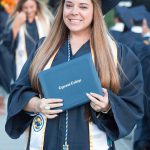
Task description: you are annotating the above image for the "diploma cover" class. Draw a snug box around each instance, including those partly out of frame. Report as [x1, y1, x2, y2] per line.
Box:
[38, 53, 103, 111]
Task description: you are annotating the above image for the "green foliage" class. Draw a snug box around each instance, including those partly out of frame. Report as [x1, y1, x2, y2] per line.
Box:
[104, 9, 115, 28]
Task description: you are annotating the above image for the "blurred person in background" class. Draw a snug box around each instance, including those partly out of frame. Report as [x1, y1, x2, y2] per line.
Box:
[0, 1, 8, 115]
[0, 0, 17, 115]
[114, 6, 150, 150]
[2, 0, 53, 82]
[0, 2, 8, 34]
[0, 0, 19, 33]
[142, 13, 150, 42]
[111, 4, 150, 150]
[0, 0, 53, 115]
[1, 0, 53, 147]
[133, 12, 150, 150]
[119, 5, 148, 48]
[110, 6, 132, 42]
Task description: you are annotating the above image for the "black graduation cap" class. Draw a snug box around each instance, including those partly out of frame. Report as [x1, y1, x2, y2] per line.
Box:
[129, 5, 147, 22]
[102, 0, 121, 14]
[115, 6, 132, 29]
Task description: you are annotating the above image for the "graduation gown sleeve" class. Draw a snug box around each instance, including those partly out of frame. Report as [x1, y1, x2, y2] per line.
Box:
[0, 9, 8, 34]
[5, 38, 45, 139]
[1, 25, 17, 53]
[133, 45, 150, 149]
[91, 43, 144, 141]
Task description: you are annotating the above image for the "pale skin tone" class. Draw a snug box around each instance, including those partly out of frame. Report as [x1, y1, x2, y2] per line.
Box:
[24, 0, 110, 119]
[12, 0, 37, 39]
[142, 19, 150, 36]
[0, 96, 5, 115]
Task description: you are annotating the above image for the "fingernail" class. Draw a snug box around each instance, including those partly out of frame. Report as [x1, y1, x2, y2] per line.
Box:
[90, 92, 94, 94]
[86, 93, 89, 96]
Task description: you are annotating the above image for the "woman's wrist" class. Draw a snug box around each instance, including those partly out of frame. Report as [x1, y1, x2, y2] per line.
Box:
[96, 105, 111, 118]
[100, 105, 111, 114]
[24, 97, 41, 114]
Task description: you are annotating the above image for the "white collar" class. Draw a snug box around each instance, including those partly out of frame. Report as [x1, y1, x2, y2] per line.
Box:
[131, 26, 143, 34]
[118, 1, 132, 7]
[111, 23, 125, 32]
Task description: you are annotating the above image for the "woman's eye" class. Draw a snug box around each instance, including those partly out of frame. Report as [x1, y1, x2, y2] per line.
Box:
[80, 6, 88, 9]
[66, 4, 73, 8]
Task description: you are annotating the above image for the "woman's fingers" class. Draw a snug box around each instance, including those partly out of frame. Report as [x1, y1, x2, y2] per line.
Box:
[90, 93, 104, 101]
[90, 102, 101, 112]
[39, 98, 63, 118]
[102, 88, 108, 97]
[44, 98, 63, 104]
[46, 109, 63, 115]
[86, 90, 110, 112]
[43, 109, 62, 119]
[45, 114, 58, 119]
[49, 103, 63, 109]
[86, 93, 103, 106]
[89, 88, 108, 102]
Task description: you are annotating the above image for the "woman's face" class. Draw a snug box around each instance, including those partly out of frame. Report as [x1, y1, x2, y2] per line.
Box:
[63, 0, 93, 34]
[22, 0, 37, 20]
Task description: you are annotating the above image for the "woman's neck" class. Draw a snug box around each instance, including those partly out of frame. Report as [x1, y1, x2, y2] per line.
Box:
[28, 17, 35, 23]
[70, 29, 91, 55]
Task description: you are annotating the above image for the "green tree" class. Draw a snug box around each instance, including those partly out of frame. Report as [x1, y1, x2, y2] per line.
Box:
[105, 9, 115, 28]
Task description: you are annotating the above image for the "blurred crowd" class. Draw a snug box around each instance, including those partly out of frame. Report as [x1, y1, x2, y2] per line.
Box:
[110, 1, 150, 150]
[0, 0, 150, 150]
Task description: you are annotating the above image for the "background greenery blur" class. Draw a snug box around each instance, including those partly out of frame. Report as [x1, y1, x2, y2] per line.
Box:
[105, 0, 150, 28]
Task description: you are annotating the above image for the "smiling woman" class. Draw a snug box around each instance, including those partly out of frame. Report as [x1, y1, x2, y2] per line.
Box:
[2, 0, 53, 80]
[21, 0, 38, 23]
[63, 0, 93, 35]
[5, 0, 144, 150]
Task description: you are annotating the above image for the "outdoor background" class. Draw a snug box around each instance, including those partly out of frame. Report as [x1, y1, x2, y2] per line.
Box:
[0, 0, 150, 150]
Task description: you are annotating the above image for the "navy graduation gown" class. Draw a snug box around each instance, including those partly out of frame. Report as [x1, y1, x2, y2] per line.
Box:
[0, 5, 8, 35]
[1, 19, 39, 81]
[132, 43, 150, 150]
[5, 38, 144, 150]
[110, 30, 123, 43]
[0, 62, 10, 92]
[25, 20, 39, 56]
[0, 39, 13, 93]
[0, 6, 11, 92]
[119, 31, 143, 49]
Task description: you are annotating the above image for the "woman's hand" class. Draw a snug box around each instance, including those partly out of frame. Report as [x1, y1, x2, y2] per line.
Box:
[24, 97, 63, 119]
[12, 11, 27, 39]
[86, 88, 111, 113]
[35, 98, 63, 119]
[14, 11, 27, 26]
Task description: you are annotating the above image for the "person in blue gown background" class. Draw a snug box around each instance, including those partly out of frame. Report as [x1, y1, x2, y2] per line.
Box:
[2, 0, 53, 82]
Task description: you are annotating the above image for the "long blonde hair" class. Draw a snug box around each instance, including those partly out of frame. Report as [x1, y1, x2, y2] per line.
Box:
[30, 0, 120, 94]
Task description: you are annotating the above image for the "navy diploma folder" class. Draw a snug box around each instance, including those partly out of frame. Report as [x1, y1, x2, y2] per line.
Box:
[38, 53, 103, 111]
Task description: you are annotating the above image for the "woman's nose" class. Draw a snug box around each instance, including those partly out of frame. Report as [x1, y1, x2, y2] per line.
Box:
[71, 6, 79, 15]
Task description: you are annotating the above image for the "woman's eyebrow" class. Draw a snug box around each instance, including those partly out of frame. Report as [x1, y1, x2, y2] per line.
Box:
[65, 1, 73, 4]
